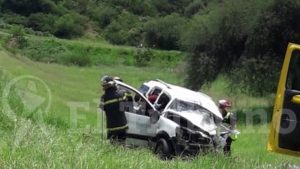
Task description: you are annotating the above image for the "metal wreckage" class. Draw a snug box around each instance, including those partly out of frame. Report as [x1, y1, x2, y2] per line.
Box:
[105, 79, 239, 159]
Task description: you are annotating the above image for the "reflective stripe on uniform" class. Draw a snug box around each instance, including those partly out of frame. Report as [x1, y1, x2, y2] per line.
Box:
[224, 112, 232, 119]
[107, 124, 128, 131]
[225, 112, 238, 140]
[103, 93, 133, 106]
[103, 97, 127, 105]
[231, 134, 238, 141]
[103, 98, 122, 105]
[123, 93, 133, 99]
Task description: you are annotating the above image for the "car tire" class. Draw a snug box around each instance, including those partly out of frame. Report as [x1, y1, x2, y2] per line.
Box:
[155, 138, 173, 160]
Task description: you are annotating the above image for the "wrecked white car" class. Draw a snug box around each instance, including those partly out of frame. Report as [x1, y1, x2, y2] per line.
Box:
[115, 80, 238, 159]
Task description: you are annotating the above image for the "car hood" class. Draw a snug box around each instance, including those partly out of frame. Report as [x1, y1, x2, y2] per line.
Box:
[199, 96, 223, 121]
[169, 110, 218, 135]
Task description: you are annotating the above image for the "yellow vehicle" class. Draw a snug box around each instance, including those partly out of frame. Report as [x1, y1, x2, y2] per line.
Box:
[268, 43, 300, 157]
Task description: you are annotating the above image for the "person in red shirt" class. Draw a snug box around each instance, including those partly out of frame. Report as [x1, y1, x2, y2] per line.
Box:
[148, 94, 158, 104]
[147, 88, 161, 104]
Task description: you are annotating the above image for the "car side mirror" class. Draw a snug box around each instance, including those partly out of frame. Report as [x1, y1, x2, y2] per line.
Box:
[149, 109, 160, 124]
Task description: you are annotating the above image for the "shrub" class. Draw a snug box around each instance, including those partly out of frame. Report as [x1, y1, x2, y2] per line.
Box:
[62, 54, 92, 67]
[21, 39, 91, 66]
[6, 26, 28, 49]
[27, 13, 57, 33]
[104, 21, 126, 45]
[134, 48, 153, 67]
[151, 0, 193, 15]
[143, 13, 186, 50]
[2, 13, 28, 25]
[128, 0, 156, 16]
[229, 56, 280, 96]
[54, 13, 88, 39]
[63, 0, 89, 14]
[22, 39, 69, 63]
[97, 7, 118, 28]
[126, 27, 143, 46]
[104, 12, 140, 45]
[2, 0, 57, 16]
[184, 0, 207, 16]
[0, 19, 11, 29]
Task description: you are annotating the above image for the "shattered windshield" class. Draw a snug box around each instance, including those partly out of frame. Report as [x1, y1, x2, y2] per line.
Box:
[169, 99, 217, 132]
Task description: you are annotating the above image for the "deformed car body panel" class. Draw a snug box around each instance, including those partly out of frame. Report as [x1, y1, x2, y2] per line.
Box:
[140, 80, 223, 120]
[115, 80, 231, 156]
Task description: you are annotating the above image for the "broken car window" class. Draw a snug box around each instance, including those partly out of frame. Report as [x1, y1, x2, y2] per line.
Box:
[169, 99, 217, 132]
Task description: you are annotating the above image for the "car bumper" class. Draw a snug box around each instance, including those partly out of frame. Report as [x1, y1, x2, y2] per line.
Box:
[170, 137, 215, 156]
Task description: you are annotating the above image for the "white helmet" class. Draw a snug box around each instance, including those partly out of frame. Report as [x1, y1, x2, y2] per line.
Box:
[218, 99, 232, 109]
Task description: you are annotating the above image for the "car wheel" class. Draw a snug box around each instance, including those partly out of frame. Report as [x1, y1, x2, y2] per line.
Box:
[155, 138, 173, 160]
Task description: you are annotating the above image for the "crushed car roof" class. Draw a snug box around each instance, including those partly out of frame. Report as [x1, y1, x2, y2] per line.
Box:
[143, 80, 223, 119]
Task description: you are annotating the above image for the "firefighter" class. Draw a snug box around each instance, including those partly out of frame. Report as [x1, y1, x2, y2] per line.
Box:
[100, 75, 129, 144]
[218, 99, 237, 155]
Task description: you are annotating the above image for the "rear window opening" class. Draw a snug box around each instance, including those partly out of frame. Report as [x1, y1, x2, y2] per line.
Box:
[139, 84, 150, 96]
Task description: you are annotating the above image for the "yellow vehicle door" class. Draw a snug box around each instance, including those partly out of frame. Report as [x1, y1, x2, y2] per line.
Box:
[268, 43, 300, 156]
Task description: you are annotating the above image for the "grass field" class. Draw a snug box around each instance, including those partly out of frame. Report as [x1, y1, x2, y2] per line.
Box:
[0, 28, 185, 68]
[0, 39, 299, 168]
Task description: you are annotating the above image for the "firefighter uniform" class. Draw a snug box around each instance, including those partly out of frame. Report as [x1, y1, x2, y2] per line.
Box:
[102, 86, 129, 143]
[222, 112, 237, 155]
[218, 99, 237, 155]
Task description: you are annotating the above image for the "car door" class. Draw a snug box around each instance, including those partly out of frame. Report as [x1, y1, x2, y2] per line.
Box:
[268, 43, 300, 156]
[116, 82, 158, 146]
[154, 92, 171, 112]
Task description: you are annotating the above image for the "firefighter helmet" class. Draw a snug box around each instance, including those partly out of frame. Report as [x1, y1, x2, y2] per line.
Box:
[218, 99, 232, 109]
[101, 75, 115, 88]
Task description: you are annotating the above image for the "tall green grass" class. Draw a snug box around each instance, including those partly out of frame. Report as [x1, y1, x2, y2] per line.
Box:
[0, 119, 299, 168]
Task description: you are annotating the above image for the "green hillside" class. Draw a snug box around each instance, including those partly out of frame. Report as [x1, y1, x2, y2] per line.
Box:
[1, 0, 300, 94]
[0, 36, 299, 168]
[0, 47, 180, 127]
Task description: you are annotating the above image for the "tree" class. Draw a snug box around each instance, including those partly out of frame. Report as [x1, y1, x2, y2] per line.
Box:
[54, 13, 88, 39]
[144, 13, 186, 50]
[230, 0, 300, 95]
[184, 0, 207, 17]
[97, 7, 118, 28]
[27, 13, 56, 32]
[2, 0, 57, 16]
[182, 0, 279, 94]
[104, 11, 141, 45]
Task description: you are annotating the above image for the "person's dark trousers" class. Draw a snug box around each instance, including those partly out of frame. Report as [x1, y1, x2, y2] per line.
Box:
[224, 137, 233, 156]
[107, 129, 127, 145]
